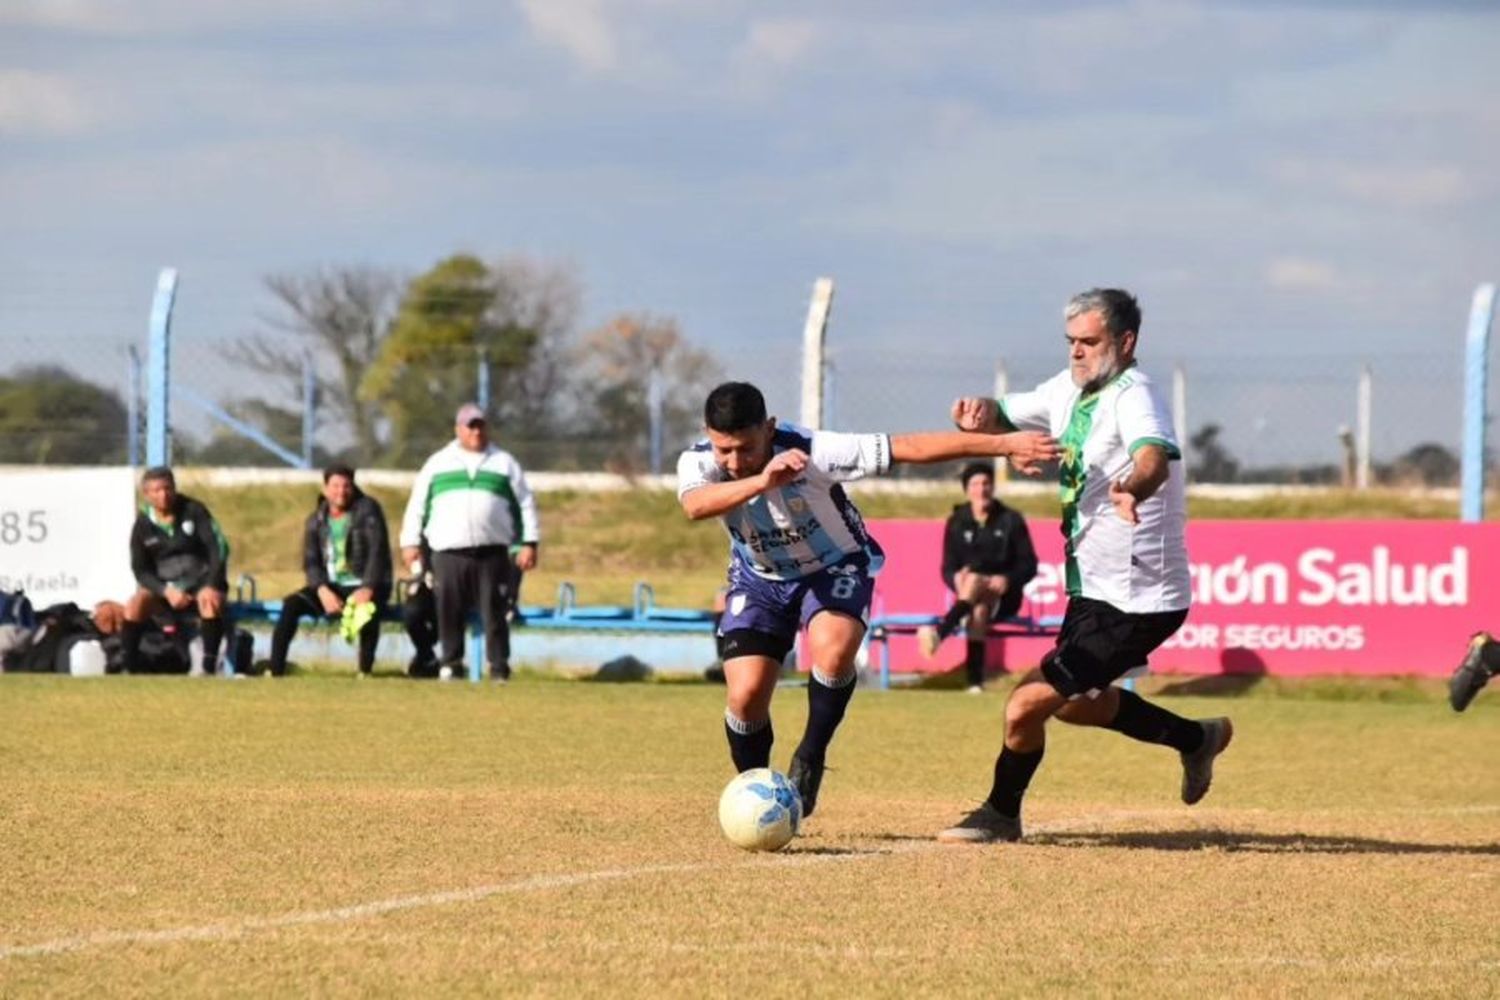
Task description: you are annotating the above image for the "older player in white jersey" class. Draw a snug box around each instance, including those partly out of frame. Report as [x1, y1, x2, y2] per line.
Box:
[679, 381, 1059, 820]
[937, 288, 1233, 844]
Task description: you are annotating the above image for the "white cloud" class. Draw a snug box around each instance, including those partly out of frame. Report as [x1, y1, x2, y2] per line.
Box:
[0, 70, 91, 136]
[0, 0, 442, 35]
[741, 18, 819, 67]
[1265, 256, 1343, 293]
[1271, 157, 1476, 209]
[516, 0, 619, 73]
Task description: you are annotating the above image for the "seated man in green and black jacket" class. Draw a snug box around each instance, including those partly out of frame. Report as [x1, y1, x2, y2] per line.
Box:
[918, 462, 1038, 691]
[122, 466, 230, 675]
[266, 465, 393, 677]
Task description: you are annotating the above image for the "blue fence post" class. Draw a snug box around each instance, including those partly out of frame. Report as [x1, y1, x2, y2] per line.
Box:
[145, 268, 179, 467]
[647, 370, 664, 475]
[302, 350, 316, 470]
[1461, 283, 1497, 523]
[468, 624, 484, 683]
[126, 346, 142, 467]
[476, 347, 490, 413]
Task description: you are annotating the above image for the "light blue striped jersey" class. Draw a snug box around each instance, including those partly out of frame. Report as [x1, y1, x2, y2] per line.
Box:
[677, 423, 890, 581]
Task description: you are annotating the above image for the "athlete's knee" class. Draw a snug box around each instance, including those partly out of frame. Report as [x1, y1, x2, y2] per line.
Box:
[1005, 683, 1059, 730]
[123, 589, 153, 621]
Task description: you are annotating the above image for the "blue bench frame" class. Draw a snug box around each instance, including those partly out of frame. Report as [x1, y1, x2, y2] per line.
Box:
[226, 579, 716, 682]
[866, 612, 1064, 690]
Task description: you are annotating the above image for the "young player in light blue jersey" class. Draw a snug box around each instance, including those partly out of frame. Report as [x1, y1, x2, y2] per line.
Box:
[678, 381, 1059, 819]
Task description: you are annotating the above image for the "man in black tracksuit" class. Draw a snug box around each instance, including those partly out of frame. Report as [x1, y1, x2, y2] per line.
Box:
[266, 465, 392, 676]
[123, 466, 230, 675]
[918, 462, 1038, 691]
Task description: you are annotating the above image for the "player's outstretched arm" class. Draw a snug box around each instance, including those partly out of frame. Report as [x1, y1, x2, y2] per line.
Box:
[680, 450, 809, 520]
[890, 431, 1059, 476]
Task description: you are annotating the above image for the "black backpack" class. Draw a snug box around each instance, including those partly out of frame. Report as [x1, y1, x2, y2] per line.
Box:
[13, 603, 100, 673]
[100, 624, 191, 675]
[0, 589, 35, 630]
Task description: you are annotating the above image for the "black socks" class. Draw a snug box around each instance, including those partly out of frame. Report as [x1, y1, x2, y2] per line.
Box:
[793, 668, 856, 767]
[987, 745, 1045, 818]
[725, 712, 773, 772]
[1105, 689, 1204, 754]
[198, 618, 225, 674]
[965, 639, 986, 688]
[937, 600, 973, 639]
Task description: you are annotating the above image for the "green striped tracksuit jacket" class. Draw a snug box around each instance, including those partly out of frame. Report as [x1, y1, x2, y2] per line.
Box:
[399, 441, 540, 552]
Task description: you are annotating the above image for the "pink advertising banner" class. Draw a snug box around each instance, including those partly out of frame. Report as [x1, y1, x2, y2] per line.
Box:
[867, 518, 1500, 677]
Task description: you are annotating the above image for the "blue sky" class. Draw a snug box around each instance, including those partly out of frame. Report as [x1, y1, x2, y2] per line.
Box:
[2, 1, 1497, 456]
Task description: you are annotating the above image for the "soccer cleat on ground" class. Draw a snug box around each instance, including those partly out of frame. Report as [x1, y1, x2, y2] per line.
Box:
[965, 684, 983, 695]
[936, 802, 1022, 844]
[787, 754, 825, 819]
[917, 625, 942, 659]
[1449, 632, 1496, 713]
[1180, 717, 1234, 805]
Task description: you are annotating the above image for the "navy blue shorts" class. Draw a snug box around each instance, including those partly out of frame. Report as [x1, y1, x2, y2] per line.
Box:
[717, 555, 875, 662]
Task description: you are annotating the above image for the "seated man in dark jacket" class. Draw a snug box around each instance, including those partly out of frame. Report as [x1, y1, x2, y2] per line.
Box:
[266, 465, 392, 677]
[122, 466, 230, 675]
[918, 462, 1038, 691]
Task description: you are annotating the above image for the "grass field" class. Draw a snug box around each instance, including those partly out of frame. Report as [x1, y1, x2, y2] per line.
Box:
[3, 674, 1497, 997]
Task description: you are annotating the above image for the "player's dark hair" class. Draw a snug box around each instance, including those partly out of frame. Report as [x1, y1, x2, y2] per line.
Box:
[322, 464, 356, 484]
[1066, 288, 1142, 340]
[141, 465, 175, 486]
[960, 462, 993, 487]
[704, 382, 767, 432]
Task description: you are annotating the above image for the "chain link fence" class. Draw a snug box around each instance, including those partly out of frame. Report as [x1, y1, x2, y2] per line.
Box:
[0, 286, 1481, 486]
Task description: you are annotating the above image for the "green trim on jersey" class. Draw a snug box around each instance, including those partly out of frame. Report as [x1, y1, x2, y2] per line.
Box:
[1058, 393, 1101, 596]
[326, 512, 361, 586]
[422, 468, 524, 539]
[995, 398, 1018, 432]
[1129, 436, 1182, 460]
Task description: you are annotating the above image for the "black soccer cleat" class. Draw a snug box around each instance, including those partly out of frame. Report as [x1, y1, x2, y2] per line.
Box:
[1181, 717, 1233, 805]
[937, 802, 1022, 844]
[1449, 632, 1497, 713]
[787, 754, 825, 819]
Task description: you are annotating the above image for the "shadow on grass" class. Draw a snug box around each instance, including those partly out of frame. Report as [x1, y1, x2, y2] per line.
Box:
[785, 845, 886, 856]
[1154, 674, 1266, 697]
[1030, 828, 1500, 856]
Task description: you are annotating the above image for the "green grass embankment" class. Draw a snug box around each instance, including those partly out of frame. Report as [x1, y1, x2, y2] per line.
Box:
[188, 482, 1459, 609]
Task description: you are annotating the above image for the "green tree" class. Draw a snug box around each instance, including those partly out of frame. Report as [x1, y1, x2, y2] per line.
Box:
[360, 254, 579, 466]
[0, 366, 128, 464]
[1188, 423, 1239, 483]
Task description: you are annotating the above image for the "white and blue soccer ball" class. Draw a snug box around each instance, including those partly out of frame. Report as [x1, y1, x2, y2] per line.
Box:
[718, 767, 802, 852]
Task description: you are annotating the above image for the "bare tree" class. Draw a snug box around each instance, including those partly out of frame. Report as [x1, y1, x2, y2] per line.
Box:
[578, 314, 721, 472]
[234, 267, 400, 462]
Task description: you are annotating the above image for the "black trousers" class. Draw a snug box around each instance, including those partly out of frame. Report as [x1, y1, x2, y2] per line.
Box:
[270, 584, 387, 675]
[432, 546, 512, 672]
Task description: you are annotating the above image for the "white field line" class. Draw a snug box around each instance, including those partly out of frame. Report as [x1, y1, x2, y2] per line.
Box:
[1, 807, 1492, 964]
[0, 811, 1144, 962]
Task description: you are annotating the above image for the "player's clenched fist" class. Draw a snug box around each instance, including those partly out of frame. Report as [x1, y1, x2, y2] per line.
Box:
[760, 448, 808, 488]
[951, 397, 1000, 433]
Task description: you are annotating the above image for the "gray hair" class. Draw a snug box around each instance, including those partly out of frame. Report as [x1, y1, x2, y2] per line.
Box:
[1064, 288, 1142, 341]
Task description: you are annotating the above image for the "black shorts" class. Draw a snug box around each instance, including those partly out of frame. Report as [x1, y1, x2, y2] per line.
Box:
[1039, 596, 1187, 699]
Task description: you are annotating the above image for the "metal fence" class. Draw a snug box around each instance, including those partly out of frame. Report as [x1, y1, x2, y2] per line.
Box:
[0, 273, 1489, 487]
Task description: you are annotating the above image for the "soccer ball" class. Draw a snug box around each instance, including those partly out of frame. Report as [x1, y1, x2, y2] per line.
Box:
[718, 768, 802, 852]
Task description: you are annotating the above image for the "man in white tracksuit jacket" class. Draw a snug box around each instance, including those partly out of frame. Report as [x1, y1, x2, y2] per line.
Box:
[400, 403, 540, 681]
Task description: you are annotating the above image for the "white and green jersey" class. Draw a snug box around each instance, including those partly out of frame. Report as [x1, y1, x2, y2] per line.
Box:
[1001, 364, 1190, 613]
[399, 441, 539, 552]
